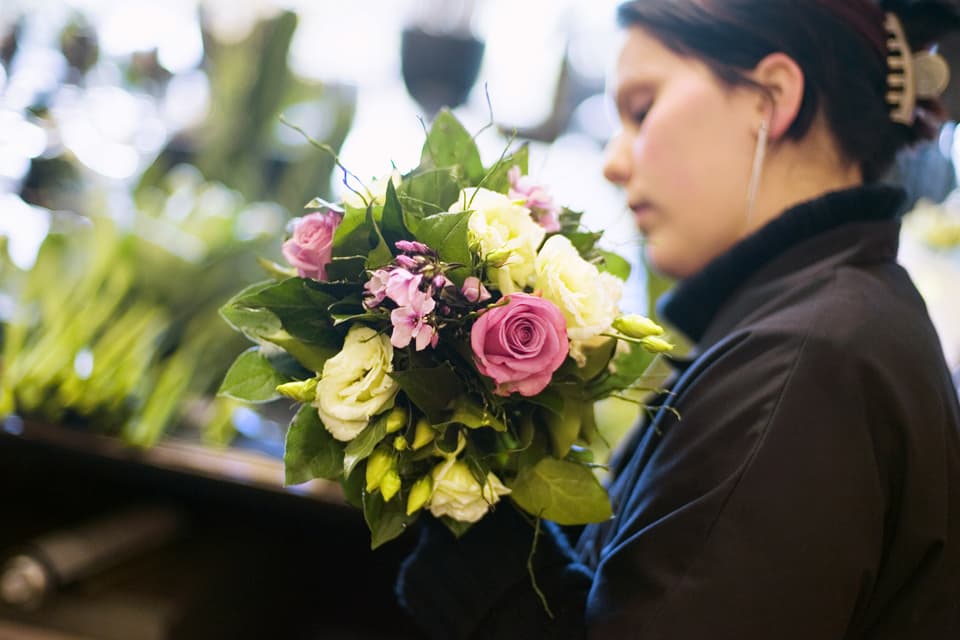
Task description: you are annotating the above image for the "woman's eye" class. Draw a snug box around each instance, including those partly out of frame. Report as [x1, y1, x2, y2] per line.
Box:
[629, 105, 650, 125]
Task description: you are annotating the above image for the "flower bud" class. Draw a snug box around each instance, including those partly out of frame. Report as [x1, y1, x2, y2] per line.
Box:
[275, 377, 318, 403]
[380, 470, 402, 502]
[461, 276, 491, 304]
[385, 406, 408, 434]
[395, 255, 418, 270]
[365, 448, 393, 493]
[395, 240, 433, 256]
[640, 335, 674, 353]
[405, 475, 433, 515]
[485, 248, 513, 267]
[612, 314, 665, 339]
[412, 417, 434, 450]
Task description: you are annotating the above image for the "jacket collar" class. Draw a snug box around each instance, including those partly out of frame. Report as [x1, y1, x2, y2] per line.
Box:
[658, 185, 906, 345]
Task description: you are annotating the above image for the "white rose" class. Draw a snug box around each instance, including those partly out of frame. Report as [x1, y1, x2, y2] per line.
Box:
[428, 459, 511, 523]
[535, 235, 624, 341]
[342, 170, 402, 209]
[313, 326, 399, 441]
[452, 188, 545, 294]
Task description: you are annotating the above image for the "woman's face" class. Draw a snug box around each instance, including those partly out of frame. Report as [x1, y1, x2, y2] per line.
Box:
[604, 28, 762, 279]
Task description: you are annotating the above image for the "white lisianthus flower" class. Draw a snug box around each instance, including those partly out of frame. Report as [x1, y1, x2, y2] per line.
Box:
[536, 235, 624, 341]
[342, 170, 402, 209]
[452, 187, 545, 294]
[313, 326, 399, 441]
[428, 459, 511, 523]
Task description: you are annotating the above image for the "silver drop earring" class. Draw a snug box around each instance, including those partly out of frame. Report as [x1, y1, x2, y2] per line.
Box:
[745, 118, 769, 226]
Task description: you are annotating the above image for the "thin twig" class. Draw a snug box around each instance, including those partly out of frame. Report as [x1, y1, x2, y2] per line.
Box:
[279, 114, 368, 205]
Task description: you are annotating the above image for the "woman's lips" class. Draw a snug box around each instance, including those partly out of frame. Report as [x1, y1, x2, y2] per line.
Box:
[631, 202, 654, 229]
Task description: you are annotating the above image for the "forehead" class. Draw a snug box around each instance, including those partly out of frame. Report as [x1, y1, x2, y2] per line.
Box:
[611, 27, 698, 92]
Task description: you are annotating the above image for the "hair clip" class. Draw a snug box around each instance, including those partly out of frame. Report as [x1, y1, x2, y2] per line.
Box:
[886, 12, 951, 125]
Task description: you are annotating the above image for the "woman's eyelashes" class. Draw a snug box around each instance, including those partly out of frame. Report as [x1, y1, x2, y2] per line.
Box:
[629, 104, 651, 125]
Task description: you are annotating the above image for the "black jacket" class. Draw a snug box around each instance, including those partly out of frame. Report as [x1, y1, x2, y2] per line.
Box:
[397, 185, 960, 639]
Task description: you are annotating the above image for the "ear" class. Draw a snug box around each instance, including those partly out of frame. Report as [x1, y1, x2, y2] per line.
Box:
[749, 52, 805, 140]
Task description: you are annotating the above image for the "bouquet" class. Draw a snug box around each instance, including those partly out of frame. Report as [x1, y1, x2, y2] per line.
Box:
[219, 110, 672, 548]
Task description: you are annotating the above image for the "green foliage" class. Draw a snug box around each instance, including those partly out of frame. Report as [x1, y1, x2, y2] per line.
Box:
[363, 489, 418, 549]
[509, 458, 613, 525]
[284, 404, 344, 485]
[597, 250, 632, 281]
[390, 365, 465, 424]
[419, 109, 485, 184]
[342, 413, 390, 478]
[0, 204, 273, 445]
[220, 279, 341, 371]
[482, 144, 529, 194]
[409, 210, 473, 284]
[218, 347, 290, 403]
[587, 342, 658, 401]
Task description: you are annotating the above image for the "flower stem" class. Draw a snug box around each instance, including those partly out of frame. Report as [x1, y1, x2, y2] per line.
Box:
[527, 514, 554, 620]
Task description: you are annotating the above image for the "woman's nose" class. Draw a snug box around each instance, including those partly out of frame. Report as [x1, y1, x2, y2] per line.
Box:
[602, 133, 631, 186]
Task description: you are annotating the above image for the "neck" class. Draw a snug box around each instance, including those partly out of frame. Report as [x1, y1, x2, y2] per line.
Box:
[746, 131, 863, 235]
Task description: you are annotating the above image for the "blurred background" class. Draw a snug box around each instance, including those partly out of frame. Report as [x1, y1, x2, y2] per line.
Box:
[0, 1, 959, 638]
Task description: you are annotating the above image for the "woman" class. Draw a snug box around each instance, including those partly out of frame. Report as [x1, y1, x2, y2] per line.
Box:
[396, 1, 960, 638]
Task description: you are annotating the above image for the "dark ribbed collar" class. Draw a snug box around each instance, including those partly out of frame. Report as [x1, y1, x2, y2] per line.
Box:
[658, 185, 906, 345]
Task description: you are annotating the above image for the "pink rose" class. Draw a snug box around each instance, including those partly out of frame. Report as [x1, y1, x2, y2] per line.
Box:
[508, 166, 561, 233]
[470, 293, 569, 396]
[282, 211, 343, 281]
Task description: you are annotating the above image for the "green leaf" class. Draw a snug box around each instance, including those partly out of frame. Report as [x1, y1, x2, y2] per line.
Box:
[441, 397, 506, 432]
[263, 349, 313, 380]
[225, 278, 338, 345]
[269, 332, 337, 373]
[365, 203, 394, 270]
[483, 144, 529, 193]
[221, 303, 283, 342]
[381, 179, 410, 250]
[218, 347, 290, 403]
[257, 257, 297, 280]
[332, 206, 373, 257]
[525, 387, 564, 416]
[544, 394, 581, 458]
[441, 516, 475, 538]
[304, 196, 345, 212]
[330, 310, 384, 327]
[363, 489, 417, 549]
[400, 167, 462, 230]
[587, 341, 657, 399]
[325, 255, 366, 282]
[576, 337, 617, 382]
[558, 207, 584, 235]
[390, 365, 464, 423]
[412, 210, 472, 284]
[566, 230, 603, 257]
[421, 109, 485, 183]
[284, 405, 344, 485]
[342, 413, 389, 478]
[598, 250, 631, 281]
[222, 279, 343, 371]
[508, 458, 612, 525]
[340, 464, 364, 509]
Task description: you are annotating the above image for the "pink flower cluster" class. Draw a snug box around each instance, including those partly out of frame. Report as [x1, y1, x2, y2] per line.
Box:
[282, 210, 343, 281]
[508, 166, 561, 233]
[364, 241, 491, 352]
